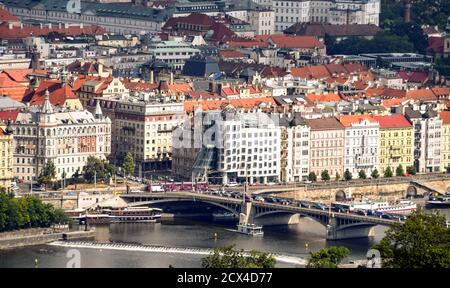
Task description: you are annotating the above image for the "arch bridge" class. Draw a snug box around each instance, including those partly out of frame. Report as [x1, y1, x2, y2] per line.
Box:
[120, 192, 402, 240]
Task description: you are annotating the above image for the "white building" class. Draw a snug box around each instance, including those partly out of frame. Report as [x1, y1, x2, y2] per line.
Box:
[269, 0, 380, 33]
[147, 40, 201, 70]
[190, 108, 281, 184]
[279, 114, 310, 182]
[339, 115, 379, 176]
[405, 107, 443, 173]
[12, 92, 112, 182]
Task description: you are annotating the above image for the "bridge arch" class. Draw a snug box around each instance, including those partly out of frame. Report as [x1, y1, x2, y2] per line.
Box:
[126, 199, 241, 217]
[335, 190, 346, 201]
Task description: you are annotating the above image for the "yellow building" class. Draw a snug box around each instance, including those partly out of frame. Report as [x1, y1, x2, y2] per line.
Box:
[439, 111, 450, 171]
[0, 121, 13, 193]
[374, 115, 414, 173]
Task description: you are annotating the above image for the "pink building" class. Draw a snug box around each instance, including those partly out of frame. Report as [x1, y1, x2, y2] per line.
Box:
[305, 117, 345, 179]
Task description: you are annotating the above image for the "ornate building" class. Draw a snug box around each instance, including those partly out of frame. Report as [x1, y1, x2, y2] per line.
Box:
[12, 91, 111, 182]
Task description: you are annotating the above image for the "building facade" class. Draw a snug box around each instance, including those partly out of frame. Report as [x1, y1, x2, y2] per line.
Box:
[338, 115, 379, 177]
[279, 114, 310, 182]
[439, 111, 450, 171]
[272, 0, 380, 33]
[305, 117, 344, 179]
[0, 122, 13, 192]
[112, 99, 185, 171]
[405, 107, 442, 173]
[373, 114, 413, 174]
[12, 93, 111, 182]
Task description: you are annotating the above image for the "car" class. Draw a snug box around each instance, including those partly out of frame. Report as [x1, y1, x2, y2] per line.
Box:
[380, 213, 394, 220]
[253, 196, 265, 202]
[225, 182, 239, 187]
[298, 202, 311, 208]
[313, 203, 328, 210]
[355, 209, 367, 216]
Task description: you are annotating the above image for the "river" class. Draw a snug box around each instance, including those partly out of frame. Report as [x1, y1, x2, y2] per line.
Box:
[1, 206, 449, 268]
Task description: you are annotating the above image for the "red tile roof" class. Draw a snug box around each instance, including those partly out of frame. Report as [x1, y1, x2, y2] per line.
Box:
[0, 110, 20, 123]
[0, 22, 106, 39]
[28, 80, 77, 106]
[218, 49, 245, 59]
[184, 97, 275, 113]
[306, 93, 341, 103]
[338, 115, 377, 127]
[0, 7, 19, 22]
[373, 114, 412, 129]
[439, 111, 450, 125]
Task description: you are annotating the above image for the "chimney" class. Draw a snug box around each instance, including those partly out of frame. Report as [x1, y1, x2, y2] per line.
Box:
[170, 72, 174, 85]
[404, 0, 412, 23]
[48, 23, 52, 29]
[150, 70, 154, 84]
[98, 62, 103, 76]
[58, 23, 62, 29]
[8, 23, 12, 30]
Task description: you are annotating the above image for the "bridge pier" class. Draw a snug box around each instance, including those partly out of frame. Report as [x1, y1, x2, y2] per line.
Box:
[326, 217, 375, 240]
[254, 214, 300, 226]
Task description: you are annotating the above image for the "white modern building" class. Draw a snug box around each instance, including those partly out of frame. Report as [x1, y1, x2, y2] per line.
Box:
[12, 92, 112, 182]
[189, 108, 281, 184]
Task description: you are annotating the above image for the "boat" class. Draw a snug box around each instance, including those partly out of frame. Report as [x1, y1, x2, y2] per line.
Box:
[78, 207, 162, 224]
[104, 207, 162, 223]
[212, 212, 236, 220]
[426, 193, 450, 208]
[335, 199, 417, 214]
[236, 223, 264, 236]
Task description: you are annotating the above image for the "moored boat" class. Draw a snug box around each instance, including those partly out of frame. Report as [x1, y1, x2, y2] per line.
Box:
[335, 199, 417, 214]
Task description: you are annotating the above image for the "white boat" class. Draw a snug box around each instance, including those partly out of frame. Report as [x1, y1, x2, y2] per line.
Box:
[236, 223, 264, 236]
[212, 212, 236, 220]
[336, 199, 417, 214]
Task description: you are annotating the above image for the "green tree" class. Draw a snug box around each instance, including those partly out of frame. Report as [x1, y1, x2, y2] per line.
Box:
[371, 169, 380, 179]
[384, 166, 393, 178]
[82, 156, 115, 184]
[201, 246, 276, 268]
[406, 166, 417, 175]
[374, 212, 450, 268]
[122, 152, 135, 178]
[335, 172, 341, 181]
[38, 160, 56, 186]
[321, 170, 330, 181]
[307, 246, 350, 268]
[396, 164, 405, 177]
[308, 172, 317, 182]
[358, 170, 367, 179]
[344, 169, 352, 181]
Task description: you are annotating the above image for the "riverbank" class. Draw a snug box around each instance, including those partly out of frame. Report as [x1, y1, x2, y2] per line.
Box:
[0, 227, 95, 250]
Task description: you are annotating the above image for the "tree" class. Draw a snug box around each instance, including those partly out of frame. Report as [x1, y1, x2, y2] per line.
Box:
[122, 152, 135, 178]
[83, 157, 116, 184]
[406, 166, 417, 175]
[335, 172, 341, 181]
[384, 166, 393, 178]
[321, 170, 330, 181]
[201, 246, 276, 268]
[371, 169, 380, 179]
[344, 169, 352, 181]
[308, 172, 317, 182]
[396, 164, 405, 177]
[307, 246, 350, 268]
[373, 212, 450, 268]
[38, 160, 56, 186]
[358, 170, 367, 179]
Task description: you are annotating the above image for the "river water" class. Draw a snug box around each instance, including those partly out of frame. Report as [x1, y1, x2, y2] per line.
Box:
[1, 207, 449, 268]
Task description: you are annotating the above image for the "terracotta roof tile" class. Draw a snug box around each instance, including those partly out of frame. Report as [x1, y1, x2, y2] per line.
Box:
[373, 114, 412, 129]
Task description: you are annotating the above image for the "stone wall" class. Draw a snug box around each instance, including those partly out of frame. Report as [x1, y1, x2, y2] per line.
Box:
[276, 179, 450, 201]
